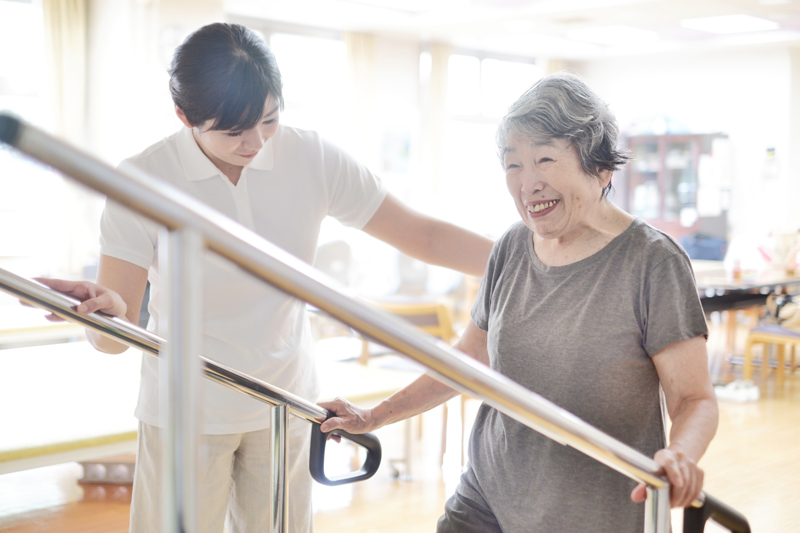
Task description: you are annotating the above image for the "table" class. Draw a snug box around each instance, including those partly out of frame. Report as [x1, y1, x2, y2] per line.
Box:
[692, 261, 800, 372]
[693, 261, 800, 314]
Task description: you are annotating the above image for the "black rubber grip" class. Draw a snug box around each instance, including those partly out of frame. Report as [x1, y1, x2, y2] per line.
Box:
[0, 113, 21, 147]
[683, 493, 751, 533]
[309, 418, 382, 486]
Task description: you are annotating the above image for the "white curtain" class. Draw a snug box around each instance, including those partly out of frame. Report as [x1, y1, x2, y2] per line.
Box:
[43, 0, 88, 146]
[423, 42, 452, 202]
[344, 31, 376, 164]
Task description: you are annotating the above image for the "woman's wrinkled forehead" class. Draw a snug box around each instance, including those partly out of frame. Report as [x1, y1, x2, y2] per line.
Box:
[504, 129, 566, 152]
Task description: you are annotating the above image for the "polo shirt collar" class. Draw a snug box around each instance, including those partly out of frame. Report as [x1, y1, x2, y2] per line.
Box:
[177, 126, 275, 183]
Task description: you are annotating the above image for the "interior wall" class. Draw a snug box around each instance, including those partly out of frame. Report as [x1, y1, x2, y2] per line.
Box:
[573, 44, 796, 243]
[789, 45, 800, 239]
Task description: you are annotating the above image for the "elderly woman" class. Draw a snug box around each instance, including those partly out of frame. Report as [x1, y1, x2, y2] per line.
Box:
[321, 72, 719, 532]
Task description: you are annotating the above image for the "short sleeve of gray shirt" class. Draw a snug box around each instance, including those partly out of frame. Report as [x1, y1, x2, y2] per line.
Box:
[464, 218, 708, 533]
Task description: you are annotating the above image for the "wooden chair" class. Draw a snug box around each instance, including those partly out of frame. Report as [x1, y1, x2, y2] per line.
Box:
[359, 299, 456, 363]
[314, 299, 458, 477]
[743, 323, 800, 388]
[362, 299, 476, 467]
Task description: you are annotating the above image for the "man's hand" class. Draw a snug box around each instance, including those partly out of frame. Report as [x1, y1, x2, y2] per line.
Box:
[32, 278, 128, 321]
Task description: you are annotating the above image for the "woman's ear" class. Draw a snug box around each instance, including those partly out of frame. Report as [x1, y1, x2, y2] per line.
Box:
[175, 105, 193, 128]
[598, 169, 612, 190]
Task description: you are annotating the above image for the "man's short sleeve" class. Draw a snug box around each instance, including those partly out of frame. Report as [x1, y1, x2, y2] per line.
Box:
[642, 253, 709, 356]
[322, 139, 387, 230]
[99, 199, 161, 270]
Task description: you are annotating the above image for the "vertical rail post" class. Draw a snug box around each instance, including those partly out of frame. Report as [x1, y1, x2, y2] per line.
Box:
[270, 404, 289, 533]
[159, 228, 203, 533]
[644, 485, 671, 533]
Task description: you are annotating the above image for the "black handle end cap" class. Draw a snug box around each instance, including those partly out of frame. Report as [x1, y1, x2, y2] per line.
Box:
[0, 113, 22, 147]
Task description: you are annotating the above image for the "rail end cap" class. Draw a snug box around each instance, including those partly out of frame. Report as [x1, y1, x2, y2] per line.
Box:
[0, 113, 22, 146]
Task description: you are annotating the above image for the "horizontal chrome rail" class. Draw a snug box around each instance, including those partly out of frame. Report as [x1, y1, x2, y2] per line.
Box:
[0, 114, 751, 532]
[0, 269, 327, 424]
[0, 114, 673, 495]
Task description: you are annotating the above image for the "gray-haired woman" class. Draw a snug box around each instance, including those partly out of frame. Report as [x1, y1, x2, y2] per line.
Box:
[321, 72, 718, 532]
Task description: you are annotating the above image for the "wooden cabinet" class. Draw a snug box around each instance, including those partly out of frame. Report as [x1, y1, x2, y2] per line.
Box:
[618, 133, 727, 241]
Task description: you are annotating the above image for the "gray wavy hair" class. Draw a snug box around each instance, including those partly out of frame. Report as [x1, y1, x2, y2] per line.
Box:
[496, 72, 629, 198]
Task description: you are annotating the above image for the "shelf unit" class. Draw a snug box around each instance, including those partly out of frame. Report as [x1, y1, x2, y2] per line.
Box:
[619, 133, 727, 241]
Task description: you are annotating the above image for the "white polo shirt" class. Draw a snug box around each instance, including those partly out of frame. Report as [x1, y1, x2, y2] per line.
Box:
[100, 125, 386, 434]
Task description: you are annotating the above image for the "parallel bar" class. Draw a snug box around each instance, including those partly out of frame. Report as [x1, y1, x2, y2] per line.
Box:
[5, 114, 671, 492]
[3, 118, 742, 513]
[271, 404, 289, 533]
[160, 228, 202, 533]
[0, 268, 328, 424]
[643, 486, 672, 533]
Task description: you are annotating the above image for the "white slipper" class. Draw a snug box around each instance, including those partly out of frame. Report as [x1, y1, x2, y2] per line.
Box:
[714, 380, 760, 403]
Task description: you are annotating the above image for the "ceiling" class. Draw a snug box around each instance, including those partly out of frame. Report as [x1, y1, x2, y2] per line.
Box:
[225, 0, 800, 59]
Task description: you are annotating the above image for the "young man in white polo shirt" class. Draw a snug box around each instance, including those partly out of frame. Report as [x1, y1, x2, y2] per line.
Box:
[40, 23, 493, 533]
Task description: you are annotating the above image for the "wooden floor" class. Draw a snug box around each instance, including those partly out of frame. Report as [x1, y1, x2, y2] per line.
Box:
[1, 313, 799, 532]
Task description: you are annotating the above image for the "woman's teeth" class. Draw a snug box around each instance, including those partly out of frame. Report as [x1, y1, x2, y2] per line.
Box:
[528, 200, 558, 213]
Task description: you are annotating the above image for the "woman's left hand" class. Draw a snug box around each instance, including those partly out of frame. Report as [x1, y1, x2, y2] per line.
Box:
[630, 448, 704, 508]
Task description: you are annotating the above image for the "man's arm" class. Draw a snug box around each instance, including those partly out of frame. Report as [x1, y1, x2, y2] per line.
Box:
[631, 335, 719, 507]
[319, 320, 490, 433]
[361, 194, 494, 278]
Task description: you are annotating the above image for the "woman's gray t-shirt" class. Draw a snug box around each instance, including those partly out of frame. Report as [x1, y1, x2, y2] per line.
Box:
[466, 218, 708, 532]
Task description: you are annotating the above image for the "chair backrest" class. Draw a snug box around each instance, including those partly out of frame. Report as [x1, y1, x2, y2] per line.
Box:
[371, 300, 455, 342]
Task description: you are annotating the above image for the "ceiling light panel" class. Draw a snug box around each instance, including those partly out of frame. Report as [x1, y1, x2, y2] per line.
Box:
[679, 14, 780, 34]
[566, 25, 659, 45]
[341, 0, 470, 13]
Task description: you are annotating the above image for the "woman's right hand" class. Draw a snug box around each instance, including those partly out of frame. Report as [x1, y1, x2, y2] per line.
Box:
[32, 278, 128, 321]
[318, 397, 381, 435]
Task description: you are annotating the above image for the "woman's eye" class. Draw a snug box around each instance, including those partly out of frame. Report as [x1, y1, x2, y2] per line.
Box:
[537, 157, 553, 165]
[226, 131, 243, 137]
[262, 118, 277, 125]
[506, 163, 519, 170]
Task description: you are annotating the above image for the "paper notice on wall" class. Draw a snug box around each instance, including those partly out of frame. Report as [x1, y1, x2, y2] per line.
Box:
[697, 154, 722, 217]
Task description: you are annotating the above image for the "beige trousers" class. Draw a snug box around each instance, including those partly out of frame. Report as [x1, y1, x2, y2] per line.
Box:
[129, 420, 313, 533]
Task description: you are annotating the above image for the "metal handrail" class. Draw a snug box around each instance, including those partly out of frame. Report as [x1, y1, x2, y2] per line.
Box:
[0, 270, 327, 423]
[0, 113, 750, 533]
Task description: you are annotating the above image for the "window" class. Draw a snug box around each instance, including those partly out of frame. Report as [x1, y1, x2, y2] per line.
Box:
[268, 33, 353, 151]
[447, 54, 542, 119]
[0, 0, 75, 282]
[438, 52, 542, 238]
[446, 55, 480, 116]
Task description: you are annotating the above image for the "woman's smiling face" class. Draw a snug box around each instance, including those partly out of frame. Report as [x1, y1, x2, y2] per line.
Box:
[192, 95, 280, 169]
[503, 134, 611, 241]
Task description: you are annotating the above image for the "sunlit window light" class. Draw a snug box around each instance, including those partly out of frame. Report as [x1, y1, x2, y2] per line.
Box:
[419, 51, 432, 84]
[679, 14, 779, 34]
[268, 32, 351, 146]
[480, 59, 541, 118]
[446, 54, 480, 115]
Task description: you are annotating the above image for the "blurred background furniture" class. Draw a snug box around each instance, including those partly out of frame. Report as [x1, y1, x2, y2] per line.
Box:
[314, 297, 464, 477]
[619, 133, 729, 243]
[693, 261, 800, 374]
[743, 323, 800, 389]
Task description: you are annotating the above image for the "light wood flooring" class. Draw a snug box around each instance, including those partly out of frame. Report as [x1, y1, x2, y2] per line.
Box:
[1, 313, 799, 532]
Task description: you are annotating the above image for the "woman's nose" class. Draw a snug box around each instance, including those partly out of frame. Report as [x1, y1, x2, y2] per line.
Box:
[241, 128, 264, 150]
[520, 170, 545, 195]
